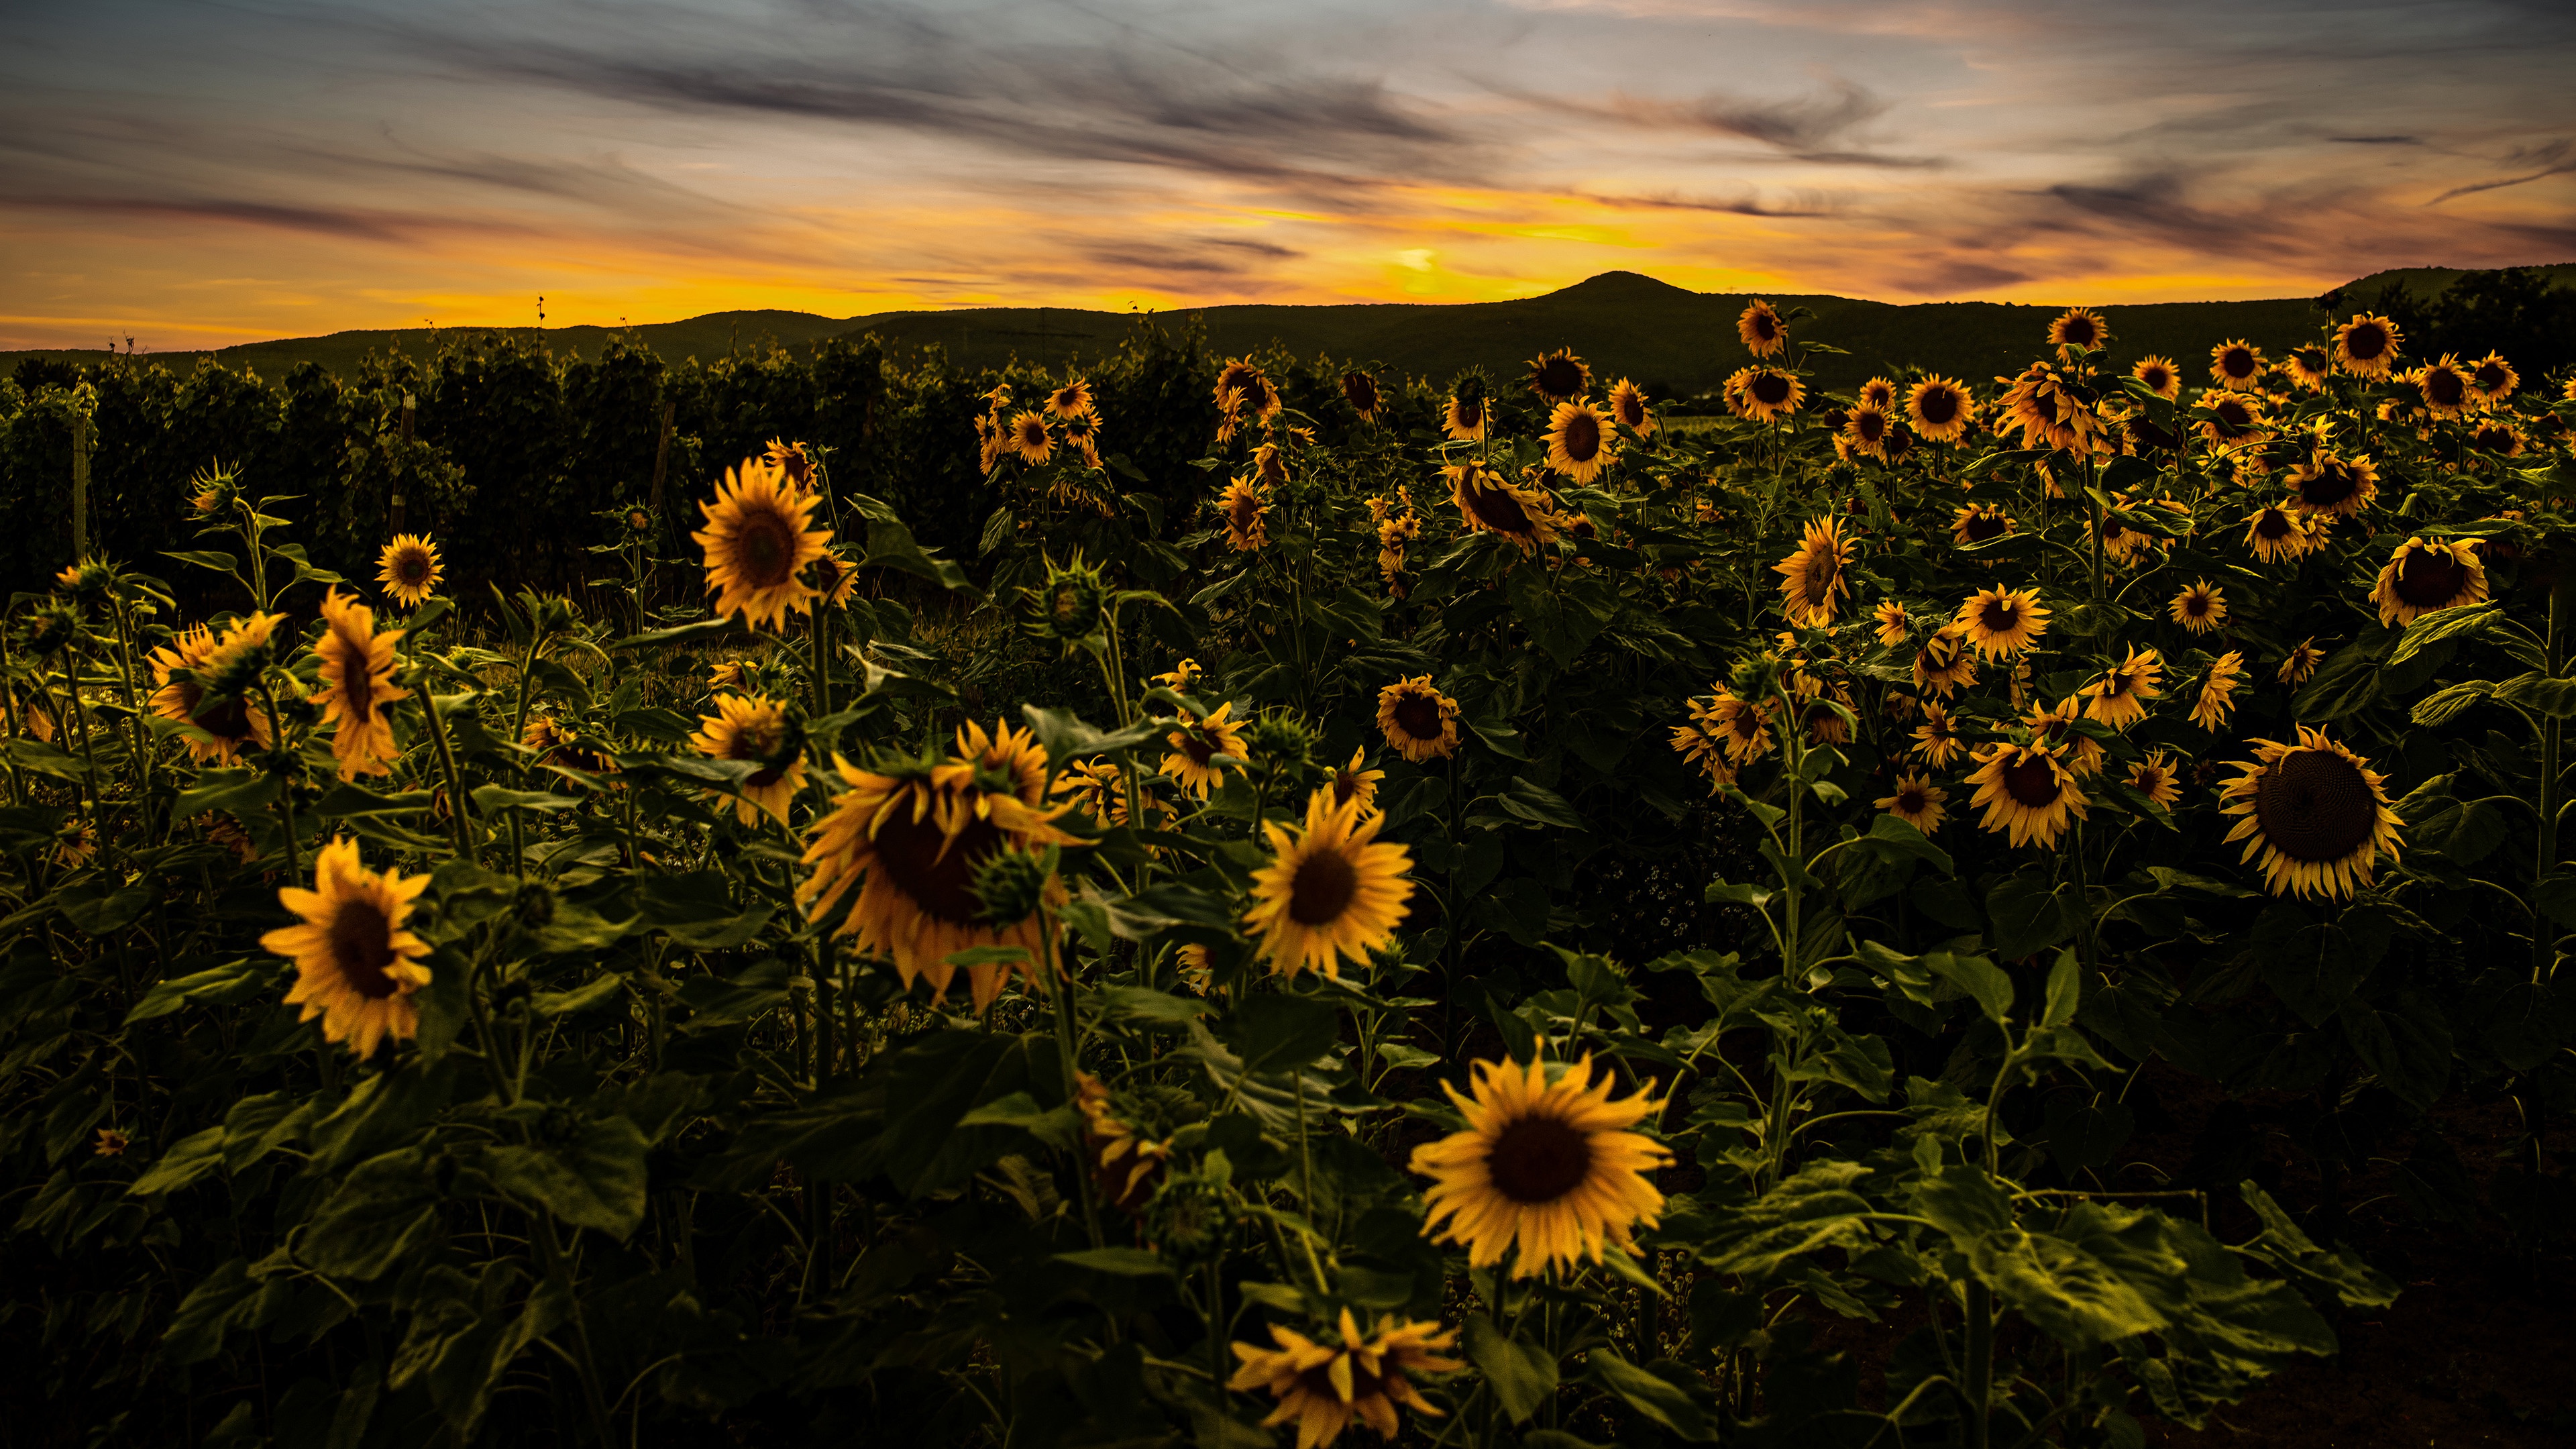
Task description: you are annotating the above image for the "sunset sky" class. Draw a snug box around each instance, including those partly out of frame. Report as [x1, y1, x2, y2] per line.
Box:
[5, 0, 2574, 352]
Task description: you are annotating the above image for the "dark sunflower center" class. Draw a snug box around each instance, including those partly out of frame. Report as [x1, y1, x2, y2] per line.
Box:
[1180, 729, 1217, 767]
[1801, 553, 1839, 600]
[2300, 465, 2357, 508]
[1538, 358, 1584, 397]
[329, 897, 400, 1000]
[1855, 412, 1886, 443]
[395, 552, 431, 586]
[2475, 362, 2508, 390]
[335, 637, 376, 722]
[1393, 695, 1443, 741]
[2255, 510, 2294, 541]
[2394, 546, 2469, 608]
[2143, 367, 2170, 390]
[1962, 511, 2006, 542]
[1897, 786, 1928, 812]
[1560, 412, 1601, 462]
[1332, 771, 1362, 806]
[1229, 496, 1259, 532]
[2001, 755, 2063, 809]
[875, 807, 1005, 926]
[1980, 599, 2019, 633]
[1750, 373, 1792, 406]
[1464, 482, 1534, 537]
[2062, 318, 2098, 346]
[2297, 348, 2327, 374]
[737, 513, 796, 588]
[1287, 848, 1358, 926]
[2347, 324, 2387, 360]
[1455, 398, 1484, 429]
[2425, 370, 2463, 407]
[2184, 594, 2210, 617]
[1617, 396, 1645, 427]
[1488, 1114, 1593, 1203]
[2252, 749, 2375, 863]
[1919, 388, 1960, 425]
[2222, 347, 2255, 378]
[1751, 314, 1778, 341]
[2214, 401, 2251, 430]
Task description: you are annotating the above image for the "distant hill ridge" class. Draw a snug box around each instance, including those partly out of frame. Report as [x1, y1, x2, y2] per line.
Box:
[11, 264, 2575, 398]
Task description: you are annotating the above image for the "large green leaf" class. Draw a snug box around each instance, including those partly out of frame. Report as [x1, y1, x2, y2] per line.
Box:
[1462, 1313, 1559, 1424]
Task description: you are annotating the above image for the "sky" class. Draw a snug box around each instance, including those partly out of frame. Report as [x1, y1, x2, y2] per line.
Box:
[4, 0, 2574, 352]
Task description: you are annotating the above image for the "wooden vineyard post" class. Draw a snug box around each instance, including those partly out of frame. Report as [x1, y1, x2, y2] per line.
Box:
[70, 411, 92, 558]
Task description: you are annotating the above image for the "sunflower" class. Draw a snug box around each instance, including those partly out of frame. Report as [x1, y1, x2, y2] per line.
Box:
[1911, 700, 1964, 767]
[1966, 742, 2090, 849]
[309, 590, 409, 781]
[2167, 580, 2227, 635]
[2048, 307, 2110, 354]
[2210, 339, 2265, 391]
[376, 534, 443, 606]
[2196, 392, 2267, 447]
[1737, 301, 1788, 358]
[798, 758, 1080, 1012]
[2471, 419, 2528, 456]
[2084, 645, 2163, 730]
[2333, 313, 2402, 376]
[1873, 600, 1910, 647]
[1527, 350, 1592, 402]
[2218, 727, 2403, 900]
[690, 693, 808, 826]
[1877, 773, 1948, 834]
[1443, 393, 1487, 442]
[1163, 700, 1248, 798]
[2290, 453, 2377, 519]
[1243, 789, 1413, 980]
[1906, 376, 1973, 442]
[1228, 1311, 1461, 1449]
[763, 438, 816, 490]
[1842, 404, 1892, 460]
[1046, 378, 1094, 420]
[1411, 1054, 1669, 1278]
[2131, 356, 2181, 400]
[1912, 624, 1980, 698]
[2372, 537, 2487, 627]
[2243, 503, 2320, 563]
[1376, 676, 1458, 763]
[1074, 1071, 1172, 1214]
[1447, 461, 1561, 554]
[1544, 400, 1617, 484]
[1218, 477, 1271, 553]
[2192, 650, 2246, 731]
[2024, 696, 2104, 777]
[1213, 359, 1259, 418]
[56, 820, 97, 868]
[1998, 364, 2109, 455]
[2129, 751, 2182, 809]
[1774, 517, 1852, 626]
[1699, 692, 1776, 764]
[2273, 344, 2329, 391]
[1734, 367, 1805, 423]
[2278, 638, 2324, 686]
[807, 546, 859, 608]
[1951, 502, 2015, 547]
[2411, 356, 2471, 418]
[1607, 378, 1655, 437]
[1955, 586, 2049, 660]
[259, 837, 433, 1059]
[1341, 370, 1382, 422]
[1326, 747, 1384, 812]
[695, 458, 830, 630]
[1670, 722, 1738, 794]
[1003, 409, 1055, 466]
[149, 625, 272, 764]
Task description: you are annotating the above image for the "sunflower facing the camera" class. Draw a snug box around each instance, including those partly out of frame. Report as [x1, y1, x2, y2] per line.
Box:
[1244, 789, 1413, 980]
[2219, 727, 2403, 900]
[1411, 1055, 1670, 1279]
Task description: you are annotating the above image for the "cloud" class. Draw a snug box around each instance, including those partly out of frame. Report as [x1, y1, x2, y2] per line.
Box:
[2430, 139, 2576, 204]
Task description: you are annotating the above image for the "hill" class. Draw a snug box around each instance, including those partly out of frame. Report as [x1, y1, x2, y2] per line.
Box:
[11, 264, 2573, 399]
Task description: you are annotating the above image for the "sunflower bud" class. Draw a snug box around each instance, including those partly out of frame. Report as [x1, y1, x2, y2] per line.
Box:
[513, 879, 559, 932]
[968, 845, 1057, 928]
[532, 594, 580, 634]
[23, 604, 79, 657]
[1729, 651, 1782, 700]
[186, 464, 240, 519]
[1244, 712, 1313, 774]
[1029, 555, 1110, 644]
[53, 557, 114, 602]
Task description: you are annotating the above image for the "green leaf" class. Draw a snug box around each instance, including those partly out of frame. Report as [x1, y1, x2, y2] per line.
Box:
[301, 1148, 441, 1279]
[1462, 1313, 1560, 1424]
[1020, 704, 1165, 768]
[127, 1125, 227, 1197]
[1864, 811, 1954, 875]
[1497, 777, 1586, 830]
[2235, 1182, 2400, 1309]
[2043, 949, 2082, 1028]
[2494, 670, 2576, 719]
[124, 959, 270, 1023]
[1972, 1228, 2167, 1349]
[1988, 873, 2078, 961]
[608, 616, 739, 651]
[59, 879, 156, 936]
[1585, 1348, 1713, 1440]
[481, 1116, 650, 1238]
[164, 1259, 260, 1364]
[529, 975, 626, 1019]
[1923, 950, 2015, 1027]
[1233, 993, 1340, 1073]
[1694, 1162, 1876, 1277]
[1053, 1247, 1172, 1277]
[174, 767, 279, 818]
[2388, 602, 2501, 667]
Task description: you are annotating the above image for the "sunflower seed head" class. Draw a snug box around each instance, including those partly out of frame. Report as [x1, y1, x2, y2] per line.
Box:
[969, 846, 1056, 927]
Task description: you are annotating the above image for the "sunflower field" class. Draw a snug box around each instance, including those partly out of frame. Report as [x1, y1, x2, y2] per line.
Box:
[3, 298, 2573, 1449]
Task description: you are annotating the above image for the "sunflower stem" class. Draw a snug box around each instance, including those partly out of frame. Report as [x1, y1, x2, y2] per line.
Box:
[1963, 1279, 1994, 1449]
[1046, 922, 1106, 1252]
[2536, 582, 2563, 988]
[256, 682, 299, 881]
[419, 679, 475, 859]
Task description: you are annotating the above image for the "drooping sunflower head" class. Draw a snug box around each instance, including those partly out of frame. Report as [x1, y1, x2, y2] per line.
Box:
[2049, 307, 2110, 354]
[1738, 300, 1788, 358]
[2197, 391, 2267, 445]
[1218, 476, 1271, 553]
[1152, 657, 1202, 696]
[1444, 389, 1488, 443]
[2471, 419, 2527, 456]
[1341, 368, 1382, 421]
[1773, 517, 1852, 626]
[2372, 536, 2487, 627]
[2413, 356, 2471, 417]
[196, 610, 282, 702]
[150, 625, 272, 764]
[2334, 313, 2401, 376]
[1244, 788, 1414, 980]
[1873, 599, 1910, 647]
[1955, 586, 2049, 659]
[1907, 376, 1972, 441]
[1228, 1311, 1462, 1449]
[691, 692, 810, 826]
[2219, 727, 2402, 900]
[377, 533, 443, 606]
[1699, 690, 1776, 764]
[1606, 377, 1654, 436]
[2290, 453, 2377, 519]
[694, 458, 830, 631]
[1966, 741, 2090, 849]
[1544, 399, 1617, 483]
[1911, 699, 1963, 767]
[1410, 1055, 1671, 1278]
[259, 837, 434, 1059]
[1527, 349, 1593, 403]
[2192, 649, 2247, 732]
[1376, 676, 1459, 764]
[1327, 746, 1385, 813]
[955, 717, 1051, 808]
[2083, 645, 2163, 730]
[1950, 502, 2014, 547]
[2210, 339, 2265, 391]
[311, 588, 411, 782]
[1912, 623, 1980, 698]
[1734, 367, 1805, 423]
[2130, 751, 2182, 808]
[1447, 461, 1562, 554]
[1213, 359, 1259, 418]
[2167, 579, 2227, 635]
[2243, 503, 2318, 563]
[2131, 356, 2181, 400]
[1878, 773, 1948, 834]
[2278, 638, 2325, 686]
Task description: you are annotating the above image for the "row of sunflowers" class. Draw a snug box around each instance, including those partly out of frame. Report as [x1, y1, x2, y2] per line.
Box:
[1, 292, 2569, 1448]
